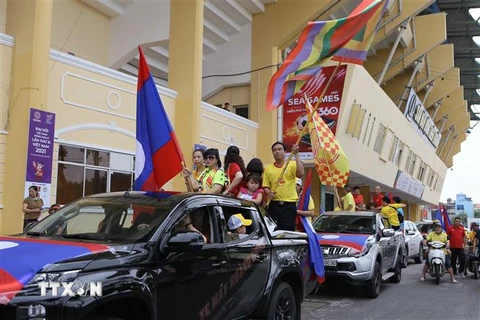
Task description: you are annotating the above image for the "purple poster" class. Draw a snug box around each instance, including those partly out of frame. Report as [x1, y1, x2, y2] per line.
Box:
[25, 108, 56, 184]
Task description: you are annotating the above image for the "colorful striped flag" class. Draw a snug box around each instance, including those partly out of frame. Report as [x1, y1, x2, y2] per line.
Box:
[296, 170, 325, 284]
[134, 46, 185, 191]
[306, 99, 350, 187]
[266, 0, 386, 111]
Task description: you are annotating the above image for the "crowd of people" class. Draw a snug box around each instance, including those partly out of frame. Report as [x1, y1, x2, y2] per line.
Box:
[420, 218, 480, 284]
[181, 142, 410, 233]
[20, 142, 411, 235]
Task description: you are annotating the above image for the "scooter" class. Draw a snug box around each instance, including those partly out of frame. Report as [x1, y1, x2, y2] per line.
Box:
[427, 241, 446, 285]
[465, 241, 480, 279]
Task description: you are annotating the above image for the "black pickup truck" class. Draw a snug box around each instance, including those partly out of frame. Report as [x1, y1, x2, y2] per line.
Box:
[0, 191, 316, 320]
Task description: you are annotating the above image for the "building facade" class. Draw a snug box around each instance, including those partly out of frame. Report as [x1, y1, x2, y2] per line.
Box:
[456, 193, 474, 218]
[0, 0, 472, 233]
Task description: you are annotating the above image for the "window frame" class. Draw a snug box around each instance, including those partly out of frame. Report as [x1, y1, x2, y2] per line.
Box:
[373, 124, 386, 153]
[57, 144, 135, 204]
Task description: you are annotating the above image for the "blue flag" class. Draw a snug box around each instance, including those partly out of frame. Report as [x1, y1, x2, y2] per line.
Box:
[297, 170, 325, 284]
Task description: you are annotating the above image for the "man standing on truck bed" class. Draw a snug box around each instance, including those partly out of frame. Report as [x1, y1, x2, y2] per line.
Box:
[263, 141, 304, 231]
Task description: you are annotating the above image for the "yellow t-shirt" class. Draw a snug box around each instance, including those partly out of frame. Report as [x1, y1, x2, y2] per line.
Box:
[380, 203, 403, 227]
[467, 230, 478, 242]
[333, 193, 355, 212]
[262, 161, 298, 202]
[426, 231, 448, 244]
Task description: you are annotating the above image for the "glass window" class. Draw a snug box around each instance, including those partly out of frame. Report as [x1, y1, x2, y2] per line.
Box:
[111, 172, 133, 192]
[26, 195, 180, 242]
[58, 145, 84, 164]
[373, 124, 386, 153]
[234, 105, 249, 119]
[85, 169, 108, 196]
[417, 160, 426, 181]
[86, 150, 110, 167]
[313, 214, 375, 234]
[57, 144, 134, 205]
[57, 164, 84, 205]
[389, 137, 399, 162]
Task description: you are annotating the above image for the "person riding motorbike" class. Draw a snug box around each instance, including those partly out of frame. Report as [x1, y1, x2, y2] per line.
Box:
[421, 223, 457, 283]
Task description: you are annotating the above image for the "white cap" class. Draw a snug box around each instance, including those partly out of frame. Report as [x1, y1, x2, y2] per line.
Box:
[296, 178, 303, 187]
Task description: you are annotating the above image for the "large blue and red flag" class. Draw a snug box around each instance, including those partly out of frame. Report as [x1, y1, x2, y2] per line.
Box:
[134, 46, 185, 191]
[436, 203, 452, 230]
[296, 170, 325, 284]
[0, 236, 109, 304]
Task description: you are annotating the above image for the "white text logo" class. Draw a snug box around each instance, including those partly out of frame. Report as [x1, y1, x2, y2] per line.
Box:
[38, 282, 102, 297]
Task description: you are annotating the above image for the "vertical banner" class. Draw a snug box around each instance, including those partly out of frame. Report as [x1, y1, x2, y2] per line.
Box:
[282, 65, 347, 160]
[24, 108, 56, 208]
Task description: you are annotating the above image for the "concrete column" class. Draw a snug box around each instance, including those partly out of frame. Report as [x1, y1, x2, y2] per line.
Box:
[250, 9, 279, 161]
[168, 0, 204, 190]
[3, 0, 53, 234]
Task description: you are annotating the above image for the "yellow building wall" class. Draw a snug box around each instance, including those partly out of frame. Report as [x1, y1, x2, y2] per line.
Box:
[335, 64, 447, 205]
[0, 1, 6, 33]
[206, 85, 251, 112]
[0, 38, 14, 232]
[51, 0, 110, 66]
[199, 102, 258, 162]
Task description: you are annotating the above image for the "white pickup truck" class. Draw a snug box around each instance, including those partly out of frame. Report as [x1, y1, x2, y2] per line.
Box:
[312, 211, 405, 298]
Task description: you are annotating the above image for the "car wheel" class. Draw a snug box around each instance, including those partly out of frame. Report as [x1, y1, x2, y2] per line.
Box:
[389, 258, 402, 283]
[402, 247, 408, 268]
[365, 261, 381, 299]
[414, 245, 423, 264]
[267, 282, 297, 320]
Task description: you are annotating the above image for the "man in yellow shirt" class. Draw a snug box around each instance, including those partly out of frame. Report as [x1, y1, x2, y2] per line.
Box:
[263, 141, 304, 231]
[333, 186, 355, 212]
[380, 196, 405, 230]
[420, 223, 457, 283]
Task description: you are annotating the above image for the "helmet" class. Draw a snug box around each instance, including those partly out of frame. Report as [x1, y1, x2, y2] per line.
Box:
[433, 223, 442, 229]
[473, 222, 479, 227]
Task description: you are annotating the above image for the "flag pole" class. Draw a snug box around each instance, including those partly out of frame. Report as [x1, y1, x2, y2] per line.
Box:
[266, 62, 343, 207]
[181, 161, 195, 192]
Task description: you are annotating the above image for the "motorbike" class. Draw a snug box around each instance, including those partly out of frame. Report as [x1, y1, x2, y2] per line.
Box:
[427, 241, 446, 285]
[465, 241, 480, 279]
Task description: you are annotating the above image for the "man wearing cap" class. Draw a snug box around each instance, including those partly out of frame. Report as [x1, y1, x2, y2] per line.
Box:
[227, 213, 252, 241]
[421, 223, 457, 283]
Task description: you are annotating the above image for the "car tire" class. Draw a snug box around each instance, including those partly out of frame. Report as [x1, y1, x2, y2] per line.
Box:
[266, 282, 298, 320]
[365, 261, 381, 299]
[389, 258, 402, 283]
[414, 245, 423, 264]
[402, 247, 408, 268]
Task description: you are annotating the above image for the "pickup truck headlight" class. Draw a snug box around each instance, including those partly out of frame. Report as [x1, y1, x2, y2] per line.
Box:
[28, 270, 80, 285]
[349, 239, 374, 258]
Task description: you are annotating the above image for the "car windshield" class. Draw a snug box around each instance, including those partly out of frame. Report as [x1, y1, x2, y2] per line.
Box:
[313, 215, 376, 234]
[26, 194, 179, 243]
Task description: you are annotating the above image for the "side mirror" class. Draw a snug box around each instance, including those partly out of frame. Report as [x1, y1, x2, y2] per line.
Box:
[166, 231, 205, 252]
[382, 229, 395, 237]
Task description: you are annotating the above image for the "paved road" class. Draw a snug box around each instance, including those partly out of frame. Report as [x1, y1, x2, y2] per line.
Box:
[302, 261, 480, 320]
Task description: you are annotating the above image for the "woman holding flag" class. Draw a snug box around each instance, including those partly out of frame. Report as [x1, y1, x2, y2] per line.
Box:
[184, 148, 226, 194]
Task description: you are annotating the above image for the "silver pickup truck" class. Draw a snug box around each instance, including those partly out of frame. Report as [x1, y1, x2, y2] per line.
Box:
[312, 211, 405, 298]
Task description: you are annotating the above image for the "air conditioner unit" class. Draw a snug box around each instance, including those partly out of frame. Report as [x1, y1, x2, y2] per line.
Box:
[399, 22, 413, 48]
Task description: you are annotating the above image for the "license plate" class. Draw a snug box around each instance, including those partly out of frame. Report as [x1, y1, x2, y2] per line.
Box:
[324, 259, 337, 267]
